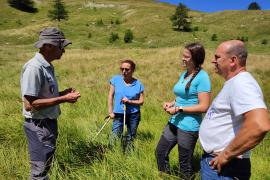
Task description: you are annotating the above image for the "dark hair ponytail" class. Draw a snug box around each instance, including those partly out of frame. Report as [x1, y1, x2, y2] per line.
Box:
[185, 67, 201, 91]
[184, 42, 205, 92]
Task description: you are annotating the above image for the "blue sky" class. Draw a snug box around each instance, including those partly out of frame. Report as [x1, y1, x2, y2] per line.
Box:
[159, 0, 270, 12]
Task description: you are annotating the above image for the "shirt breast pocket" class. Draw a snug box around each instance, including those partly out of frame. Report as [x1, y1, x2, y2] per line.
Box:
[43, 73, 56, 95]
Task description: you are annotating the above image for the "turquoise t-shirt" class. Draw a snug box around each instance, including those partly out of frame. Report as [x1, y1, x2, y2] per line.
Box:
[169, 69, 211, 131]
[110, 75, 144, 114]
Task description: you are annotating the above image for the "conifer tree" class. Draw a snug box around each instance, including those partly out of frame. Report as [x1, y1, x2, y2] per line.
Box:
[48, 0, 68, 21]
[170, 3, 191, 31]
[248, 2, 261, 10]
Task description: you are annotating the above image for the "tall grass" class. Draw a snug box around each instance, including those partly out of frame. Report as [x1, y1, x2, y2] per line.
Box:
[0, 46, 269, 179]
[1, 0, 270, 179]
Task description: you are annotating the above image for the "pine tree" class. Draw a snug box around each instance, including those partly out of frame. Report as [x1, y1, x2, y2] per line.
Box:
[170, 3, 191, 31]
[48, 0, 68, 21]
[248, 2, 261, 10]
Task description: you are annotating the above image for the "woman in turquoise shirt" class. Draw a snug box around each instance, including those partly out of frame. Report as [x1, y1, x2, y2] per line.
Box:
[108, 59, 144, 151]
[155, 43, 211, 179]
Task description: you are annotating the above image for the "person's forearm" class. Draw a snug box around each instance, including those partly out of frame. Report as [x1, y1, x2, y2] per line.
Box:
[108, 105, 113, 113]
[222, 109, 270, 160]
[223, 126, 268, 160]
[108, 85, 115, 114]
[176, 92, 210, 113]
[128, 93, 144, 106]
[31, 96, 67, 109]
[128, 99, 143, 106]
[176, 104, 208, 113]
[108, 97, 114, 113]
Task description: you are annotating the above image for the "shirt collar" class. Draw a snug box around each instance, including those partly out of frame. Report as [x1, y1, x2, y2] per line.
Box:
[34, 52, 52, 68]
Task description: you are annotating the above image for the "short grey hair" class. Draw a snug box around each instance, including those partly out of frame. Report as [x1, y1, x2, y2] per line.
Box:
[227, 43, 248, 66]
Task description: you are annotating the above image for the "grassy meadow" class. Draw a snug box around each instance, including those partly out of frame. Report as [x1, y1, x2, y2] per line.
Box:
[0, 0, 270, 179]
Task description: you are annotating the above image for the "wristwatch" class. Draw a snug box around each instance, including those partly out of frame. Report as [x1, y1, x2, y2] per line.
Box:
[178, 106, 183, 112]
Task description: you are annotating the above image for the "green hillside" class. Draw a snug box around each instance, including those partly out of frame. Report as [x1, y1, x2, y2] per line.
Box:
[0, 0, 270, 179]
[0, 0, 270, 52]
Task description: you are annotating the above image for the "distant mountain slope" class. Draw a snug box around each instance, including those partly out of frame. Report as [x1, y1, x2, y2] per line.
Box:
[0, 0, 269, 53]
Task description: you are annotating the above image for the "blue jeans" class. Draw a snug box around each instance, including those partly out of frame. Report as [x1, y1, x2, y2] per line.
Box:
[155, 123, 198, 179]
[109, 111, 140, 148]
[200, 153, 251, 180]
